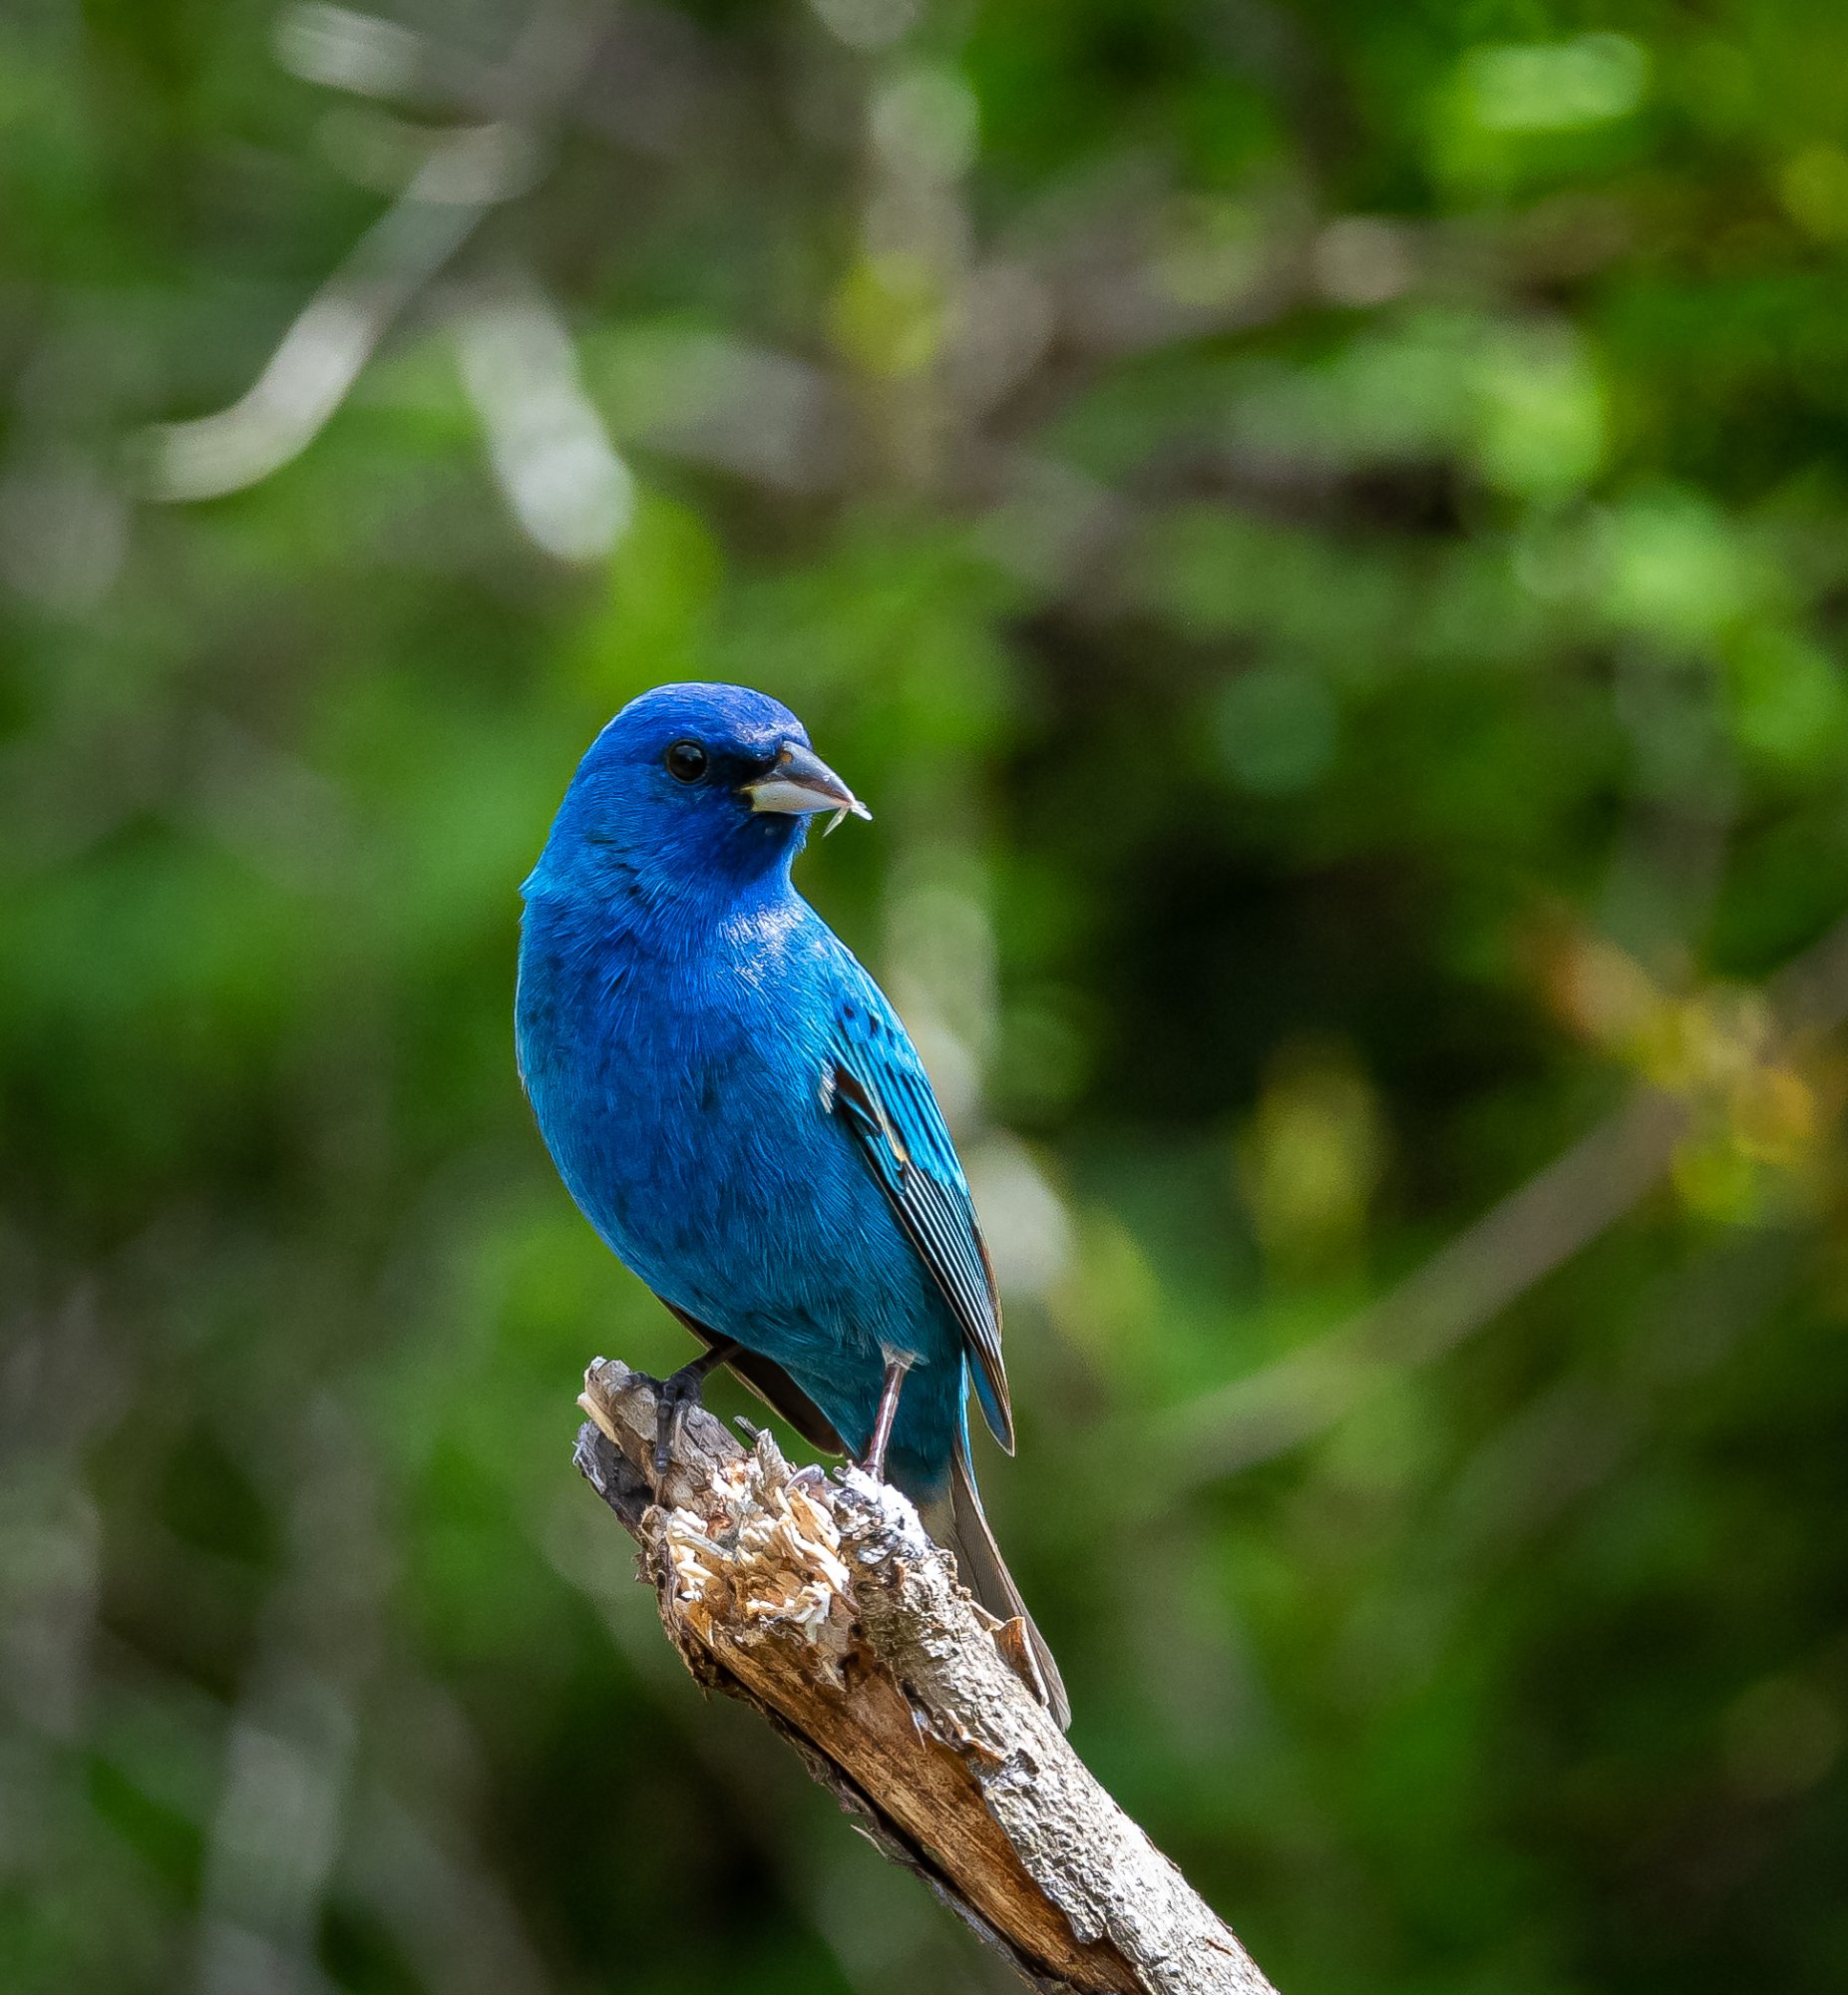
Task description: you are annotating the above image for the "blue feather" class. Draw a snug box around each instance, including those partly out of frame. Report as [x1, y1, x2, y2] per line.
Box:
[827, 976, 1013, 1451]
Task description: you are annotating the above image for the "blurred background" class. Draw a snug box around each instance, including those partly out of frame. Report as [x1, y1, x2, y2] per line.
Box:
[5, 0, 1848, 1990]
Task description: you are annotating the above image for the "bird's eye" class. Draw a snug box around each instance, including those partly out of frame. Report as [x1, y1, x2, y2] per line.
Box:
[663, 740, 708, 784]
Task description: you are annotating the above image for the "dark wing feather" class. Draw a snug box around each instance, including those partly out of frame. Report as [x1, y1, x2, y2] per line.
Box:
[656, 1297, 847, 1455]
[827, 989, 1013, 1452]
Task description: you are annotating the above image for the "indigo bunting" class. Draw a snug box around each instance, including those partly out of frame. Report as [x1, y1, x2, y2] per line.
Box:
[517, 682, 1066, 1725]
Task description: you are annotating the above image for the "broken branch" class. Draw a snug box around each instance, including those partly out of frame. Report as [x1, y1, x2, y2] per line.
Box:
[573, 1357, 1277, 1995]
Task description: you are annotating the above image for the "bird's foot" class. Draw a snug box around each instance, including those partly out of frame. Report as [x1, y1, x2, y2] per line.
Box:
[653, 1346, 732, 1479]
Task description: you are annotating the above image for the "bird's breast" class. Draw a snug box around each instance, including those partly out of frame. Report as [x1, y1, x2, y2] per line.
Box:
[519, 911, 831, 1271]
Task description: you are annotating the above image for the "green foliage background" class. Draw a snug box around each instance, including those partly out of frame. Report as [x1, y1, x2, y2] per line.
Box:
[5, 1, 1848, 1989]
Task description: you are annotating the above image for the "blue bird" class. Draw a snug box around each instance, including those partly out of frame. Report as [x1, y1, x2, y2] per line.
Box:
[517, 682, 1067, 1725]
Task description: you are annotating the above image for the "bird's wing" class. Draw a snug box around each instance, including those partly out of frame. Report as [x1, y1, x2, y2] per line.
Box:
[656, 1296, 848, 1455]
[826, 981, 1013, 1453]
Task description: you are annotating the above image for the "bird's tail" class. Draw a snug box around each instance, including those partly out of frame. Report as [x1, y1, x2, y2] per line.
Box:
[922, 1442, 1070, 1730]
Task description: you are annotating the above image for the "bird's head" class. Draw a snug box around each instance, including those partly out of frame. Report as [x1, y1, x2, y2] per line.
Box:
[526, 682, 869, 905]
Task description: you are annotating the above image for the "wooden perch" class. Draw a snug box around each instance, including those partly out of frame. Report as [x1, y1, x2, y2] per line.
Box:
[573, 1357, 1279, 1995]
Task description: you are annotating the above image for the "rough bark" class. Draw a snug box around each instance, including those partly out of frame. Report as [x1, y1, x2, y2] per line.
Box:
[573, 1357, 1279, 1995]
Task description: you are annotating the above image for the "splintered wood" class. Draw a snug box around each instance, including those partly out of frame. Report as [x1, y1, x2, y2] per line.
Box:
[662, 1439, 855, 1658]
[574, 1356, 1278, 1995]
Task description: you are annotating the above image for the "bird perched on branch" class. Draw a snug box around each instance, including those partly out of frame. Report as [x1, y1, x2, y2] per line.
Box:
[517, 682, 1067, 1726]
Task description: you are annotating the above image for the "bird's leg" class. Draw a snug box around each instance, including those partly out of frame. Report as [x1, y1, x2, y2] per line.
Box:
[860, 1353, 913, 1483]
[655, 1338, 739, 1477]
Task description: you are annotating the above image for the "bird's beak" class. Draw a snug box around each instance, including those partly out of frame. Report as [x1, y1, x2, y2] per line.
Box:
[743, 741, 872, 834]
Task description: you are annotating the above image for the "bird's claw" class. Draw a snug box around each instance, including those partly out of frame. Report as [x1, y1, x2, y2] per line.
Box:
[652, 1366, 706, 1480]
